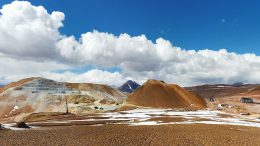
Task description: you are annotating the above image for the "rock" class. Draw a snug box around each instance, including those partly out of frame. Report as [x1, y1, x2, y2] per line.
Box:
[218, 104, 229, 108]
[0, 124, 7, 130]
[240, 113, 250, 115]
[16, 122, 30, 128]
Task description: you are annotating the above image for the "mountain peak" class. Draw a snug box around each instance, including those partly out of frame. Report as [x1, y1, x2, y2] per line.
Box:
[118, 80, 140, 93]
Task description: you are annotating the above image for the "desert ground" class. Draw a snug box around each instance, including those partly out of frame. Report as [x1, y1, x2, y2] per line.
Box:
[0, 124, 260, 146]
[1, 108, 260, 146]
[1, 78, 260, 146]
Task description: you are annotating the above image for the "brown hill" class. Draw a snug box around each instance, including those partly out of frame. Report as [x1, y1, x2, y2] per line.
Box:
[0, 77, 38, 94]
[186, 84, 260, 115]
[0, 77, 126, 120]
[186, 84, 260, 98]
[124, 80, 207, 109]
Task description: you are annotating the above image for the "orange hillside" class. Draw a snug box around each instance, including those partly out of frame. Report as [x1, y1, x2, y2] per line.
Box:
[125, 80, 207, 109]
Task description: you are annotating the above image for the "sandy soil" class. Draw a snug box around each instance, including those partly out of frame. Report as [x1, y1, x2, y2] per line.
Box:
[126, 79, 206, 109]
[0, 124, 259, 146]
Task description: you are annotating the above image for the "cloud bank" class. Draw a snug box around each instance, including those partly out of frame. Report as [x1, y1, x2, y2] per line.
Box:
[1, 1, 260, 86]
[0, 1, 64, 60]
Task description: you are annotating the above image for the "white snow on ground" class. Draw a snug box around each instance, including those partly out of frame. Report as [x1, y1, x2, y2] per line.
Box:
[217, 86, 226, 88]
[101, 112, 151, 118]
[1, 124, 23, 130]
[171, 121, 260, 128]
[9, 106, 19, 114]
[69, 118, 129, 122]
[121, 108, 169, 115]
[2, 108, 260, 130]
[1, 123, 38, 130]
[98, 108, 260, 127]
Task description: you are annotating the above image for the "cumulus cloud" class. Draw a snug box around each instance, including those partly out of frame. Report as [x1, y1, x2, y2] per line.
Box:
[57, 31, 260, 86]
[1, 1, 260, 86]
[41, 69, 126, 86]
[56, 32, 162, 71]
[0, 53, 69, 84]
[0, 1, 64, 60]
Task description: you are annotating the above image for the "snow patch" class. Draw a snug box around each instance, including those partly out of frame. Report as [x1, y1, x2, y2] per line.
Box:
[9, 106, 19, 114]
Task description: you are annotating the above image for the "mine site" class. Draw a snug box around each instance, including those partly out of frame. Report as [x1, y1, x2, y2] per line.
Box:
[1, 0, 260, 146]
[0, 78, 260, 145]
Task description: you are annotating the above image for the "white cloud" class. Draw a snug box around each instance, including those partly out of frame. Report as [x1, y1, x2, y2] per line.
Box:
[0, 1, 64, 60]
[0, 53, 69, 84]
[57, 31, 260, 86]
[56, 32, 162, 71]
[1, 1, 260, 86]
[41, 69, 126, 86]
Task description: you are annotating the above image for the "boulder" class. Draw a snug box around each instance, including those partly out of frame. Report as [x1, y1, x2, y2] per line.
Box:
[16, 122, 30, 128]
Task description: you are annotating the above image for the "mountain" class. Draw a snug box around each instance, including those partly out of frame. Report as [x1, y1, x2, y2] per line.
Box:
[185, 84, 260, 99]
[186, 83, 260, 115]
[118, 80, 140, 93]
[0, 77, 127, 119]
[124, 79, 207, 109]
[232, 82, 244, 87]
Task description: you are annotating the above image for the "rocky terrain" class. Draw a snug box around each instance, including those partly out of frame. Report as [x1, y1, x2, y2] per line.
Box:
[0, 77, 126, 120]
[0, 78, 260, 146]
[186, 83, 260, 116]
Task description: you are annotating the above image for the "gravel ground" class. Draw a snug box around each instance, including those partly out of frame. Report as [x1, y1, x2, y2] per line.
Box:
[0, 124, 259, 146]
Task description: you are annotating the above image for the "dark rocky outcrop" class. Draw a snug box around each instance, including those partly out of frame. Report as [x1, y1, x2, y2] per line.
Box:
[16, 122, 30, 128]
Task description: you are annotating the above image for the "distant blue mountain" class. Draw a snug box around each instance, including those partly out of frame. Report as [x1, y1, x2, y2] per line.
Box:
[118, 80, 140, 93]
[0, 83, 4, 87]
[233, 82, 244, 87]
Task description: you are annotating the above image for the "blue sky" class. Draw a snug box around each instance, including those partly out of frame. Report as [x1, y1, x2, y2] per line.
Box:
[1, 0, 260, 55]
[1, 0, 260, 86]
